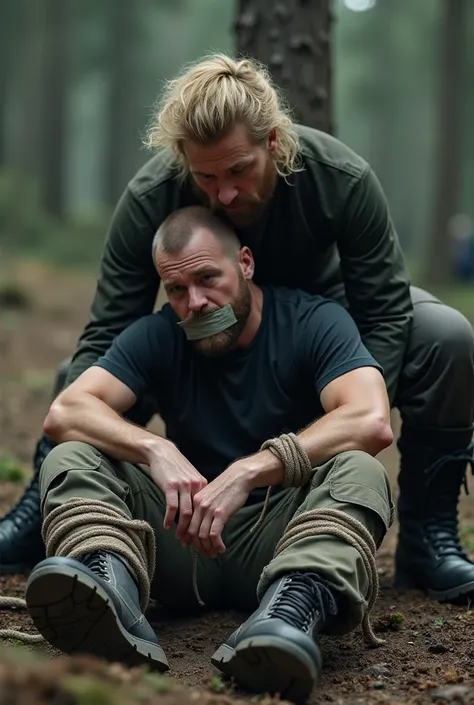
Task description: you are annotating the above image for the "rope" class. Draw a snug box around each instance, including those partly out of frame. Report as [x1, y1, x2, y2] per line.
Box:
[274, 508, 383, 647]
[0, 497, 157, 643]
[0, 434, 383, 648]
[250, 432, 312, 533]
[251, 433, 384, 647]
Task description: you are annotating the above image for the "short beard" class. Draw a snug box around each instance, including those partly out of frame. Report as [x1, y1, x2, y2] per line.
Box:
[192, 275, 252, 358]
[190, 160, 277, 228]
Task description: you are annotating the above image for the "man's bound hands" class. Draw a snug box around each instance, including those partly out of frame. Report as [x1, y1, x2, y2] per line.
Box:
[144, 439, 208, 540]
[181, 463, 252, 557]
[141, 439, 256, 558]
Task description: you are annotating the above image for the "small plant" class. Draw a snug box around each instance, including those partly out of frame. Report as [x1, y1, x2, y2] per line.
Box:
[210, 675, 226, 693]
[434, 618, 445, 628]
[0, 454, 26, 483]
[143, 672, 172, 694]
[374, 611, 405, 632]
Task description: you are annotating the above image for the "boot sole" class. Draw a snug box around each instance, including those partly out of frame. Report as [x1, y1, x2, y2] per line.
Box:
[395, 570, 474, 602]
[211, 635, 321, 703]
[25, 563, 169, 672]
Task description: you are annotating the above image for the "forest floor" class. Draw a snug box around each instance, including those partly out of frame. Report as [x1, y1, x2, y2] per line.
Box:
[1, 260, 474, 705]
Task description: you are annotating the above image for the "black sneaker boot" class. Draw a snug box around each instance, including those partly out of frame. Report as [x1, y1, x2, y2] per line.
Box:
[394, 426, 474, 602]
[0, 434, 57, 574]
[211, 572, 338, 703]
[25, 550, 169, 672]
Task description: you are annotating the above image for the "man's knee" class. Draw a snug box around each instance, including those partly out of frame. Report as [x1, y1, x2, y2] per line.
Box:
[323, 450, 394, 539]
[40, 441, 102, 503]
[411, 295, 474, 365]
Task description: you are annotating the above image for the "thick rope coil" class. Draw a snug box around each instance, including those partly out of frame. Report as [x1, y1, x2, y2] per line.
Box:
[273, 507, 384, 647]
[251, 433, 384, 647]
[0, 435, 383, 648]
[0, 497, 156, 643]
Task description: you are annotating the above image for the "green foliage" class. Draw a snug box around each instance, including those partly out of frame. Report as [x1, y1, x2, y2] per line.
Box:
[63, 675, 119, 705]
[143, 672, 173, 693]
[374, 611, 405, 632]
[0, 454, 26, 483]
[210, 675, 225, 693]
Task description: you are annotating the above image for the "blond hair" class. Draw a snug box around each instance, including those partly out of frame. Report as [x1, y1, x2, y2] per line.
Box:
[144, 53, 302, 179]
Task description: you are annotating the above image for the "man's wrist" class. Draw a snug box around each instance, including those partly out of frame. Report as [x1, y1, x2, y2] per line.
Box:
[136, 435, 173, 465]
[245, 449, 285, 491]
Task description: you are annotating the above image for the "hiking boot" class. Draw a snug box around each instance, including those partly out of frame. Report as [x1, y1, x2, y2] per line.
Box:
[0, 434, 54, 573]
[25, 550, 169, 672]
[394, 427, 474, 602]
[211, 572, 338, 703]
[1, 356, 70, 574]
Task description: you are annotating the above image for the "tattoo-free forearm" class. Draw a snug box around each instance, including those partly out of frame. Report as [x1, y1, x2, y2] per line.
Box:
[246, 404, 393, 490]
[43, 392, 166, 464]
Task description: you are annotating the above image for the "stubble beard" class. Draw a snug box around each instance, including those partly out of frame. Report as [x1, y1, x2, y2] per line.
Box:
[192, 274, 252, 358]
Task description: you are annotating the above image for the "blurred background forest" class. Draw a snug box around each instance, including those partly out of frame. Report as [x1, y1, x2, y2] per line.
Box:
[0, 0, 473, 290]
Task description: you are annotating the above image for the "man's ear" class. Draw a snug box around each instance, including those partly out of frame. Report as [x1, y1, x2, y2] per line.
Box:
[268, 128, 277, 153]
[238, 246, 254, 280]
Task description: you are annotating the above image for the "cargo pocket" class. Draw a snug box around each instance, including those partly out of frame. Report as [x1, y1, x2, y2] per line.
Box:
[328, 451, 394, 540]
[39, 441, 103, 512]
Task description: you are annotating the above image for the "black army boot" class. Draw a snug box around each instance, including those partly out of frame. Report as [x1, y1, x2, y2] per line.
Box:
[0, 357, 71, 573]
[25, 550, 169, 672]
[394, 426, 474, 601]
[0, 434, 56, 573]
[211, 572, 338, 703]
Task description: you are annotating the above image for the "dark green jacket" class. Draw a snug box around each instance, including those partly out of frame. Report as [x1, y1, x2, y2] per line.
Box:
[66, 124, 412, 402]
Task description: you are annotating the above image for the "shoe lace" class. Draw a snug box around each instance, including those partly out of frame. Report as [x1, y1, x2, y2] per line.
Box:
[81, 551, 110, 581]
[424, 444, 474, 558]
[3, 473, 41, 527]
[268, 572, 337, 632]
[3, 435, 56, 528]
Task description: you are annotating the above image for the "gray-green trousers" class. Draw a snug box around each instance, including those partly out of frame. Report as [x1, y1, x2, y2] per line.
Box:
[40, 441, 394, 635]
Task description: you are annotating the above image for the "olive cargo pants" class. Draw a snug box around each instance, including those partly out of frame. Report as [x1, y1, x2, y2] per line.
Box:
[40, 441, 394, 635]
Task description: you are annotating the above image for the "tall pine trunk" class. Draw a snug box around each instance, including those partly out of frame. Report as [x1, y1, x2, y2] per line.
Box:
[104, 0, 139, 206]
[39, 0, 71, 218]
[235, 0, 332, 133]
[425, 0, 467, 285]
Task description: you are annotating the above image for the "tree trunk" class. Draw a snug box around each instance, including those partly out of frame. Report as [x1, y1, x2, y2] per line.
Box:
[39, 0, 71, 218]
[425, 0, 467, 285]
[235, 0, 332, 133]
[0, 1, 12, 166]
[104, 0, 140, 206]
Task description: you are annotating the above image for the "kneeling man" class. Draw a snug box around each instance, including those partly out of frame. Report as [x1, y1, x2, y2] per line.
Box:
[27, 206, 394, 703]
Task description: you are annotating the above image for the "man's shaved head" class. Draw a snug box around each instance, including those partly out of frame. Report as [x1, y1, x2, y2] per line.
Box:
[152, 206, 241, 263]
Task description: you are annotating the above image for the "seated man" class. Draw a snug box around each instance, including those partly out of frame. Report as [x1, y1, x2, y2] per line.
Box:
[26, 206, 394, 703]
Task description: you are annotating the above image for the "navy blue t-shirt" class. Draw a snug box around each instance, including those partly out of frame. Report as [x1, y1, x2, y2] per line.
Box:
[94, 286, 382, 501]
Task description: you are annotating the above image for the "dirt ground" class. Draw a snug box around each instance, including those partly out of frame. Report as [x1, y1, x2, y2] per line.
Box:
[1, 261, 474, 705]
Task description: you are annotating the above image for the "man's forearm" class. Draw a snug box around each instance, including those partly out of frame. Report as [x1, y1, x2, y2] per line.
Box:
[43, 393, 167, 465]
[246, 405, 393, 490]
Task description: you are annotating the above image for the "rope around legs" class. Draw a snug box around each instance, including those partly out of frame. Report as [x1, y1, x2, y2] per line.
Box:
[274, 507, 384, 647]
[251, 433, 385, 647]
[0, 497, 156, 644]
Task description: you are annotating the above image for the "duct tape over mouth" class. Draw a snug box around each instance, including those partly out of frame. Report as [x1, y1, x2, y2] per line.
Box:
[177, 304, 237, 341]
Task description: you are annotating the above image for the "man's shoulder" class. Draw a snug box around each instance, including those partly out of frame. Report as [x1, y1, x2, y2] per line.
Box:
[270, 285, 346, 315]
[268, 287, 353, 334]
[117, 305, 180, 344]
[126, 148, 186, 203]
[294, 124, 369, 181]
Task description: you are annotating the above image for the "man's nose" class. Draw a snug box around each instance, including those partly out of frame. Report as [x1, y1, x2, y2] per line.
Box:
[188, 286, 208, 311]
[217, 184, 238, 206]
